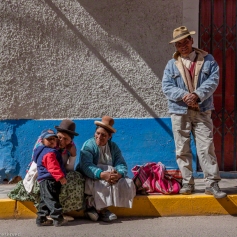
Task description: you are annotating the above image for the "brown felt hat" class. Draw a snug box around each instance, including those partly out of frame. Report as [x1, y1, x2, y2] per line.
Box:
[55, 119, 79, 136]
[169, 26, 195, 44]
[94, 116, 116, 133]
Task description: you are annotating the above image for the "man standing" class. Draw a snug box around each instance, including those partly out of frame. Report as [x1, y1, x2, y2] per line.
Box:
[162, 26, 226, 198]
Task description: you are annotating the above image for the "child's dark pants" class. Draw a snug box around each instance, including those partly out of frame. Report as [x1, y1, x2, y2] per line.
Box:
[37, 179, 63, 223]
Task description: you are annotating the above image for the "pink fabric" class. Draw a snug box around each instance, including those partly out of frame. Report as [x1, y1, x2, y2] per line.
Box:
[132, 162, 181, 195]
[165, 169, 182, 179]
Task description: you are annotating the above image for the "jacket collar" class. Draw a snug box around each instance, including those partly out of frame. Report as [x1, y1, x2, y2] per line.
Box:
[173, 47, 208, 60]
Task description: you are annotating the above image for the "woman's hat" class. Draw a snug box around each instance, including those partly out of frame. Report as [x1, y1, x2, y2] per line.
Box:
[94, 116, 116, 133]
[55, 119, 79, 136]
[169, 26, 195, 44]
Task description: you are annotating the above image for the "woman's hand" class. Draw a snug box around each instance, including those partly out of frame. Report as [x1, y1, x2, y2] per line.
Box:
[100, 171, 112, 183]
[110, 170, 122, 184]
[100, 170, 122, 184]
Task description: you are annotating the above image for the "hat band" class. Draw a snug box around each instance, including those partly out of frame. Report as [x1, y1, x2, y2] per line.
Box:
[173, 31, 190, 40]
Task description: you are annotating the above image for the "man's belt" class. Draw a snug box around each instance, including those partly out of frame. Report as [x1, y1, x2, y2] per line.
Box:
[188, 106, 200, 111]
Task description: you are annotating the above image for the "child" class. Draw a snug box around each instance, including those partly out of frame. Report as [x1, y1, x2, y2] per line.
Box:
[33, 129, 67, 227]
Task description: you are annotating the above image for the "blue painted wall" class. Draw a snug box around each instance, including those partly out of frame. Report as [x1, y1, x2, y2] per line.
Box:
[0, 118, 198, 181]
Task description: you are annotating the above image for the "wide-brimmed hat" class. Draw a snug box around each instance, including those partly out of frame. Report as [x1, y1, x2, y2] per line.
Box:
[55, 119, 79, 136]
[94, 116, 116, 133]
[169, 26, 195, 44]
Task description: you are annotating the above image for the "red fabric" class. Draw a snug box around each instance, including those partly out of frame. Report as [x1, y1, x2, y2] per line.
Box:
[165, 169, 182, 179]
[188, 61, 196, 79]
[42, 152, 65, 181]
[132, 162, 181, 195]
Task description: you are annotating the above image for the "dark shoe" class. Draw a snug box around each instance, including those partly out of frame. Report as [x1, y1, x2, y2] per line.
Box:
[53, 218, 68, 227]
[85, 207, 99, 222]
[205, 182, 227, 199]
[99, 209, 117, 222]
[36, 218, 53, 227]
[179, 184, 195, 195]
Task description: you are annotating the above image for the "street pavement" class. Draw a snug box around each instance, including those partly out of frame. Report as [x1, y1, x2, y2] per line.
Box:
[0, 184, 15, 199]
[0, 215, 237, 237]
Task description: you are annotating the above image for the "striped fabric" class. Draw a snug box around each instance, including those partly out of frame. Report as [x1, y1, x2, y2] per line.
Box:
[132, 162, 181, 195]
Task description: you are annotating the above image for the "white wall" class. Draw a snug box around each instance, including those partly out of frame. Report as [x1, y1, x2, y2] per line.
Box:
[0, 0, 199, 120]
[183, 0, 199, 47]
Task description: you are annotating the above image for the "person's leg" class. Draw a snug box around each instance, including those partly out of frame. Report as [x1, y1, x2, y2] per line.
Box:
[40, 179, 66, 226]
[36, 182, 52, 226]
[84, 178, 115, 222]
[84, 195, 99, 222]
[192, 110, 220, 184]
[192, 110, 226, 198]
[171, 112, 194, 187]
[84, 195, 117, 222]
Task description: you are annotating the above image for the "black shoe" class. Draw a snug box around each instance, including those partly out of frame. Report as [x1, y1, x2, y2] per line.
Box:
[99, 209, 117, 222]
[85, 207, 99, 222]
[53, 218, 68, 227]
[205, 182, 227, 199]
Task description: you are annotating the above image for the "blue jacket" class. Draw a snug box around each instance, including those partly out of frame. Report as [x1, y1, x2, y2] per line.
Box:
[76, 138, 128, 179]
[33, 145, 66, 181]
[162, 48, 219, 114]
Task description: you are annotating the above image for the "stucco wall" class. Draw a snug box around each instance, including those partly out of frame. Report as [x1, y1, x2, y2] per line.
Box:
[0, 0, 200, 181]
[1, 0, 185, 119]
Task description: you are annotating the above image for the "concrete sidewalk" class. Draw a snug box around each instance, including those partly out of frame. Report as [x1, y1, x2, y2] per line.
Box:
[1, 179, 237, 219]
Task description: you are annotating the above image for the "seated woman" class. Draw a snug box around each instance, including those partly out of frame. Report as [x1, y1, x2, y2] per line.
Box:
[8, 119, 85, 215]
[76, 116, 136, 222]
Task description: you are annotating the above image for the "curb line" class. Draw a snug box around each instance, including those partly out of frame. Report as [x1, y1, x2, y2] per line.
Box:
[1, 194, 237, 219]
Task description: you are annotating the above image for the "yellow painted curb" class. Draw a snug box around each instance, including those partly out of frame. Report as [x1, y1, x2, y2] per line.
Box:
[0, 199, 37, 219]
[110, 194, 237, 217]
[2, 194, 237, 219]
[126, 194, 237, 216]
[0, 199, 16, 219]
[16, 201, 37, 219]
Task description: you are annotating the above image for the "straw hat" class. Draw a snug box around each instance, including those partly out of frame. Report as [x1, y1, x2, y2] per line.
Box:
[94, 116, 116, 133]
[169, 26, 195, 44]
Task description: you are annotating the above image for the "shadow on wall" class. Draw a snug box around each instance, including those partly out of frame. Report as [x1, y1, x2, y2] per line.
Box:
[77, 0, 180, 78]
[2, 1, 181, 120]
[44, 0, 174, 137]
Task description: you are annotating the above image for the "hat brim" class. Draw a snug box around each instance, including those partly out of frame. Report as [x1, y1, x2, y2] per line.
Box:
[54, 126, 79, 136]
[169, 31, 195, 44]
[44, 134, 58, 139]
[94, 121, 116, 133]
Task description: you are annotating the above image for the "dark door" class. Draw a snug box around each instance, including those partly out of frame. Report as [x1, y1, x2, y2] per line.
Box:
[199, 0, 237, 171]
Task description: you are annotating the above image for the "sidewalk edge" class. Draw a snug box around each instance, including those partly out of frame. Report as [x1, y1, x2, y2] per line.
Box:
[2, 194, 237, 219]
